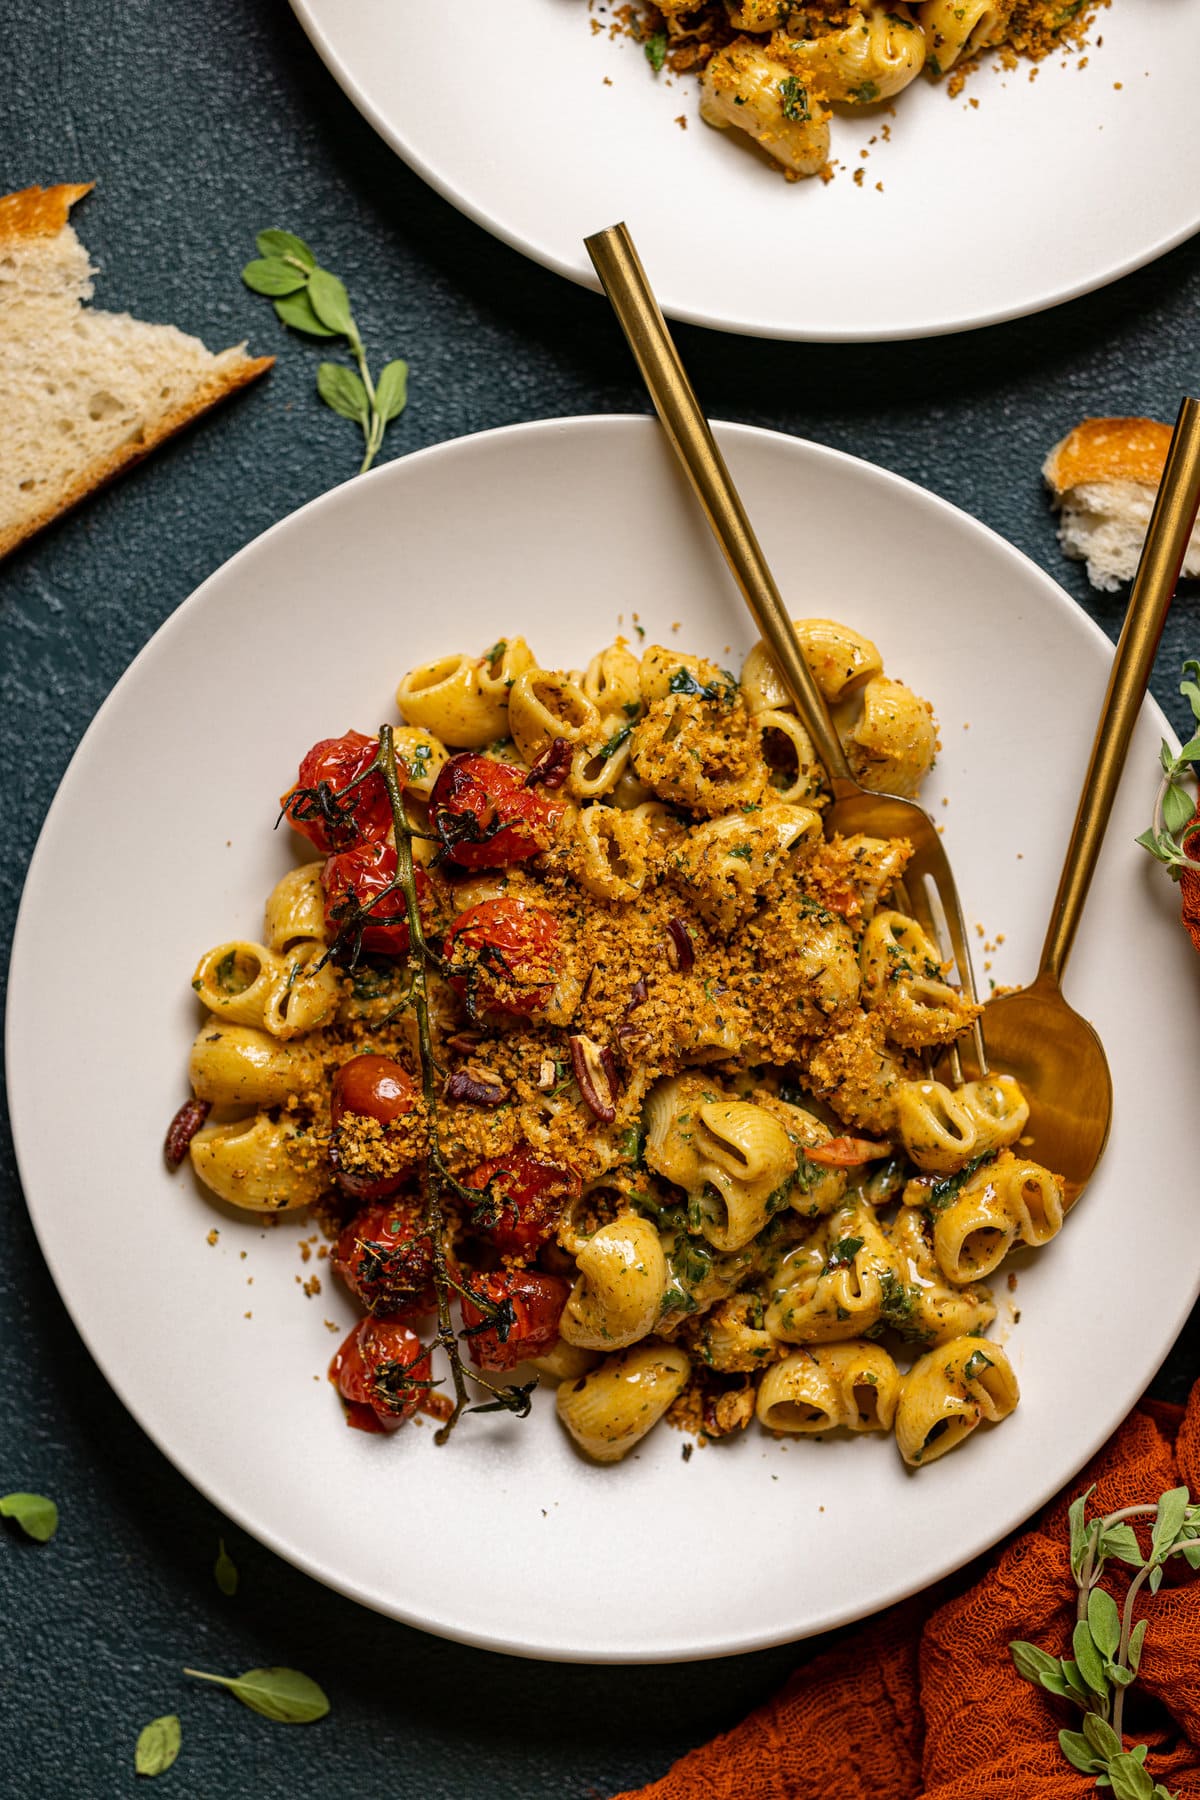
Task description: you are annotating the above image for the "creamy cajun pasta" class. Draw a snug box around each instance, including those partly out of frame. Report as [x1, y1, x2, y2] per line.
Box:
[171, 620, 1062, 1469]
[619, 1, 1107, 181]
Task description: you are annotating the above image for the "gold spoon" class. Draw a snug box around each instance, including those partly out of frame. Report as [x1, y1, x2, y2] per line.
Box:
[979, 396, 1200, 1204]
[585, 220, 987, 1073]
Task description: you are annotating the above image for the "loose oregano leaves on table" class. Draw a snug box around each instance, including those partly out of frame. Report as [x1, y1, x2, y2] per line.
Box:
[0, 1491, 59, 1542]
[1010, 1481, 1200, 1798]
[135, 1715, 182, 1778]
[242, 230, 408, 475]
[1136, 658, 1200, 878]
[183, 1666, 330, 1724]
[213, 1537, 238, 1597]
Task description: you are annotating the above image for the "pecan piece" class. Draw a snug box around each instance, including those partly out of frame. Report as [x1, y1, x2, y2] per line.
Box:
[665, 917, 695, 972]
[164, 1097, 211, 1169]
[444, 1069, 508, 1108]
[569, 1034, 619, 1124]
[525, 737, 572, 790]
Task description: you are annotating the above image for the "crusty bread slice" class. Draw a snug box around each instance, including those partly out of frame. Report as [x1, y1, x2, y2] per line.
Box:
[0, 183, 273, 560]
[1043, 416, 1200, 593]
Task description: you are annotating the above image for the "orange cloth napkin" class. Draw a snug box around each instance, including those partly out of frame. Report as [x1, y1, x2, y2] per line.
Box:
[613, 1385, 1200, 1800]
[1182, 813, 1200, 955]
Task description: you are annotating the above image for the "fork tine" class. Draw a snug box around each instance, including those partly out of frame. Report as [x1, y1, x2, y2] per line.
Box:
[909, 839, 989, 1080]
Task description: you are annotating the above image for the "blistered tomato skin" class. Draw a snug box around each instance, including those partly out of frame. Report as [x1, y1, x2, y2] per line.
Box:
[430, 753, 564, 872]
[465, 1151, 579, 1259]
[444, 897, 561, 1019]
[322, 844, 435, 956]
[281, 730, 392, 853]
[330, 1055, 418, 1201]
[460, 1270, 570, 1371]
[329, 1316, 431, 1432]
[332, 1201, 436, 1317]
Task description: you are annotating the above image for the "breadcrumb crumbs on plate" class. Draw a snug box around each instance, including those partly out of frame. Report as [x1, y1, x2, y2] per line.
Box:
[325, 1319, 341, 1332]
[206, 1228, 219, 1246]
[853, 168, 865, 188]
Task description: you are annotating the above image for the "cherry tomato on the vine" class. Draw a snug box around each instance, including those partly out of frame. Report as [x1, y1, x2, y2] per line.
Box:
[322, 842, 434, 956]
[459, 1269, 570, 1371]
[444, 897, 561, 1019]
[332, 1200, 435, 1316]
[465, 1150, 579, 1259]
[281, 730, 392, 853]
[429, 753, 564, 872]
[330, 1055, 420, 1200]
[329, 1316, 432, 1432]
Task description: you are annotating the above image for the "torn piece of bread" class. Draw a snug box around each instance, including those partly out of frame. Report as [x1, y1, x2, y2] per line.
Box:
[0, 183, 273, 560]
[1043, 417, 1200, 593]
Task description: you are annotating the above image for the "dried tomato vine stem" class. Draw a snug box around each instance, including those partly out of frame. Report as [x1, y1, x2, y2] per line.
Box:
[372, 726, 534, 1443]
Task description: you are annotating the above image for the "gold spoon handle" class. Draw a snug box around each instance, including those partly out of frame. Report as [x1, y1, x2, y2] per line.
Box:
[1039, 395, 1200, 986]
[584, 221, 853, 789]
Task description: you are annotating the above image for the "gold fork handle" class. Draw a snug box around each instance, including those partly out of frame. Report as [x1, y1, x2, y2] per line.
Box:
[585, 221, 854, 789]
[1039, 395, 1200, 986]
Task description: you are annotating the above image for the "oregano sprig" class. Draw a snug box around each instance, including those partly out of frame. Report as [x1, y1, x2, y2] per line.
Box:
[1136, 659, 1200, 879]
[1010, 1481, 1200, 1798]
[242, 230, 408, 475]
[183, 1665, 330, 1724]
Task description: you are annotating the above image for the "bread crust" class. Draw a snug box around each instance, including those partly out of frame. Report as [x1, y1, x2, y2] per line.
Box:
[1043, 417, 1172, 494]
[0, 181, 95, 242]
[0, 351, 274, 561]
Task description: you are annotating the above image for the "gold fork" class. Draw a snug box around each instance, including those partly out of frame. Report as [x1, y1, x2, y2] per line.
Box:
[585, 220, 986, 1077]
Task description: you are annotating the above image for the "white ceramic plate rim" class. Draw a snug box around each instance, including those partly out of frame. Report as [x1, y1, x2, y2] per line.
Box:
[7, 415, 1197, 1662]
[289, 1, 1200, 343]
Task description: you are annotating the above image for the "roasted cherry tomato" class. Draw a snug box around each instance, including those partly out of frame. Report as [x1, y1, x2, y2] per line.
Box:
[459, 1269, 570, 1371]
[329, 1316, 431, 1432]
[330, 1054, 419, 1200]
[465, 1150, 579, 1259]
[429, 753, 564, 872]
[322, 843, 433, 956]
[444, 897, 560, 1019]
[332, 1201, 435, 1315]
[281, 730, 392, 853]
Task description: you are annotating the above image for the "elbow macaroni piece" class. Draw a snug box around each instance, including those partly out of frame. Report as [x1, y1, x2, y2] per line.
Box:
[572, 804, 651, 902]
[261, 941, 341, 1040]
[926, 1151, 1065, 1283]
[189, 1112, 326, 1212]
[917, 0, 1012, 72]
[860, 910, 979, 1051]
[886, 1206, 996, 1344]
[560, 1216, 669, 1350]
[394, 727, 450, 800]
[754, 709, 825, 806]
[843, 676, 937, 798]
[741, 618, 883, 711]
[757, 1341, 901, 1434]
[765, 1200, 898, 1342]
[188, 1023, 316, 1110]
[263, 863, 327, 952]
[896, 1075, 1031, 1174]
[583, 642, 642, 718]
[556, 1342, 691, 1463]
[644, 1075, 799, 1252]
[395, 651, 513, 747]
[507, 669, 600, 768]
[192, 941, 287, 1031]
[895, 1337, 1019, 1467]
[674, 802, 821, 933]
[699, 44, 831, 179]
[771, 5, 926, 104]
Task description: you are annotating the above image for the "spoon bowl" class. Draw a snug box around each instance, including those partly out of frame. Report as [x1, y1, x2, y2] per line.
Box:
[979, 978, 1113, 1207]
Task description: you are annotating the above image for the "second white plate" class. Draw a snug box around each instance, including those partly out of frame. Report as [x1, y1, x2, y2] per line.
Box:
[8, 417, 1200, 1660]
[292, 0, 1200, 340]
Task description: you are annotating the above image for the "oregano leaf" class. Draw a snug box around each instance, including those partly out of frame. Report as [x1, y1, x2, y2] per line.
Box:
[184, 1665, 330, 1723]
[242, 258, 309, 298]
[1182, 1542, 1200, 1571]
[1149, 1565, 1163, 1596]
[1108, 1664, 1135, 1687]
[374, 359, 409, 424]
[135, 1715, 181, 1777]
[1083, 1714, 1123, 1761]
[0, 1492, 59, 1542]
[273, 290, 338, 338]
[1107, 1751, 1155, 1800]
[255, 230, 316, 271]
[1101, 1523, 1144, 1567]
[1072, 1618, 1109, 1696]
[1162, 781, 1195, 836]
[1061, 1657, 1091, 1703]
[316, 363, 369, 427]
[307, 269, 356, 341]
[1059, 1728, 1104, 1774]
[214, 1538, 238, 1597]
[1151, 1488, 1189, 1563]
[1010, 1641, 1069, 1694]
[1088, 1586, 1122, 1660]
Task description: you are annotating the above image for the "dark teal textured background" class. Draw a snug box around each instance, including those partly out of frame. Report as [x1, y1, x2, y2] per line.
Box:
[2, 3, 1198, 1794]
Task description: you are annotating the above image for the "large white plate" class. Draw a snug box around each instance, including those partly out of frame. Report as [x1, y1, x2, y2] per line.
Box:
[292, 0, 1199, 341]
[9, 417, 1200, 1661]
